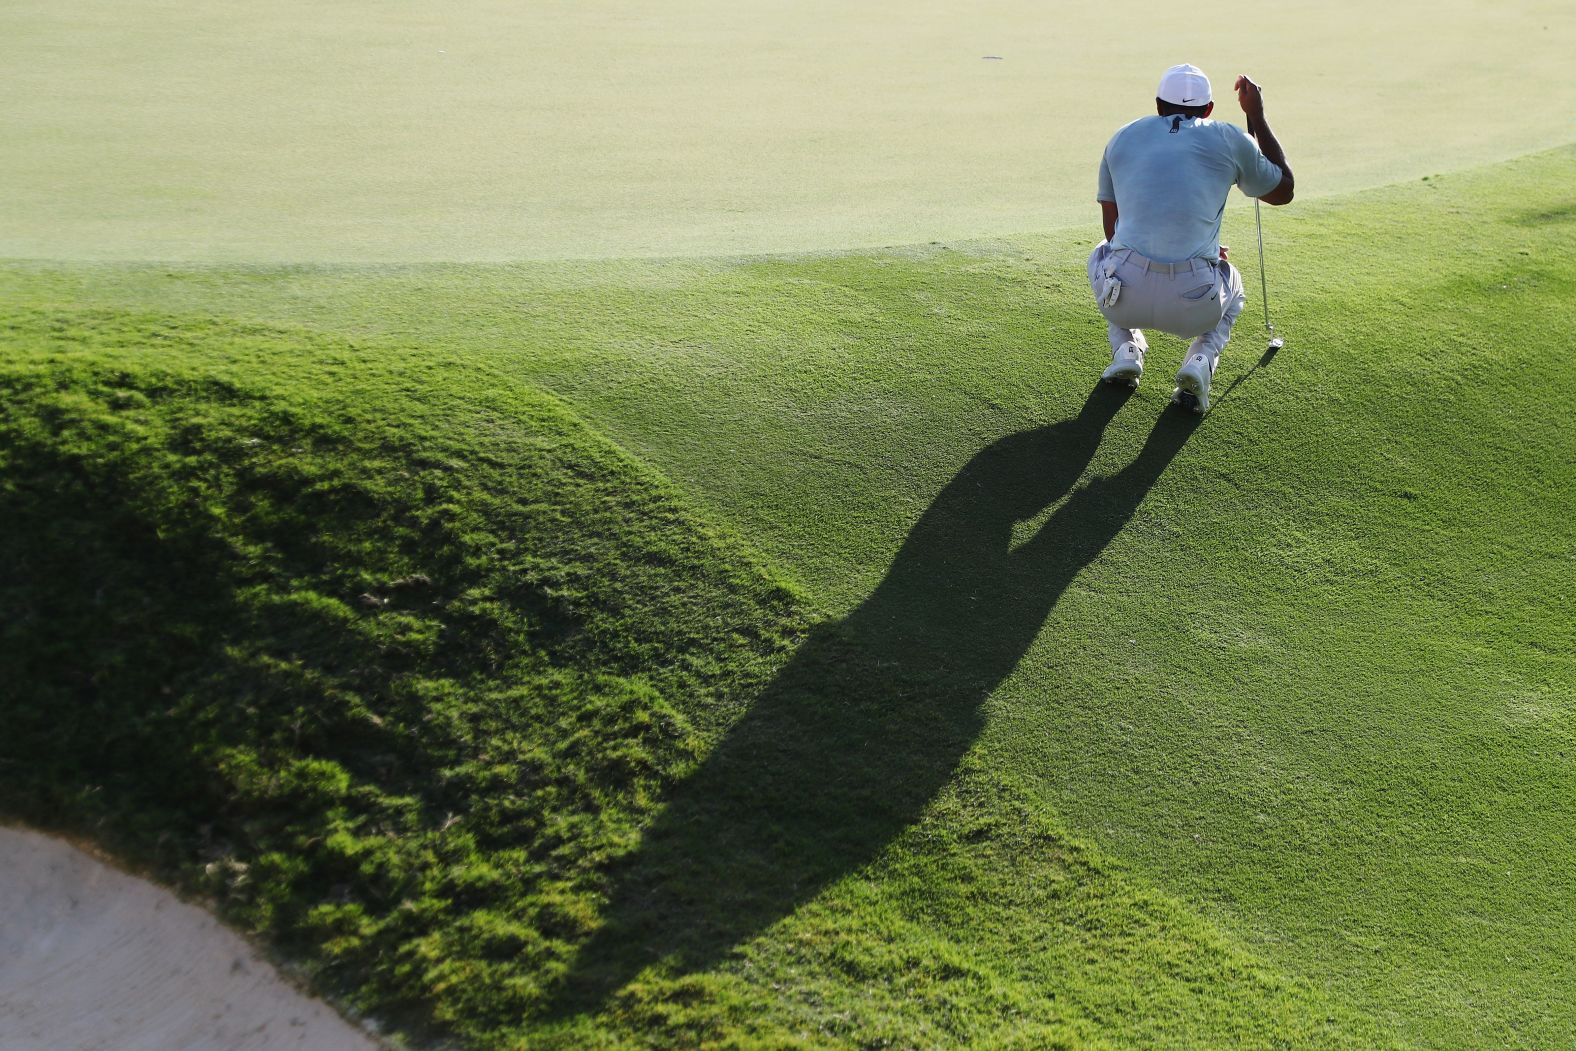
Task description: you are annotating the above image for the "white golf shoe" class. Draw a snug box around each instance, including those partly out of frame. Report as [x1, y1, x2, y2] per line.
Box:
[1101, 341, 1145, 389]
[1170, 351, 1215, 414]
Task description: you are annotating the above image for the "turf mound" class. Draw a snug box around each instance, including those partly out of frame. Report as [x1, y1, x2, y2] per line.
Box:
[0, 312, 1392, 1047]
[5, 147, 1570, 1047]
[0, 313, 804, 1044]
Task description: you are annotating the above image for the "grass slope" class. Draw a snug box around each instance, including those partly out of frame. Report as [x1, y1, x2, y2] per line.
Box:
[1, 148, 1572, 1046]
[0, 314, 806, 1043]
[0, 315, 1386, 1047]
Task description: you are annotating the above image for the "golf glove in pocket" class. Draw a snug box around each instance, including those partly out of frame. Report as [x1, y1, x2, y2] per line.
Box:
[1101, 274, 1123, 308]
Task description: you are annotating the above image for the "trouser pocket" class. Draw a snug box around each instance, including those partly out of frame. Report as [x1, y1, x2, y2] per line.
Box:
[1164, 272, 1227, 338]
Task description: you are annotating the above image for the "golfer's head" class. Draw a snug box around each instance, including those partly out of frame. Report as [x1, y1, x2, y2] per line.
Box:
[1155, 63, 1214, 119]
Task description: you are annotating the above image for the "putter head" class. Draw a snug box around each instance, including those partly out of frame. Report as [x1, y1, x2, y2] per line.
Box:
[1267, 336, 1285, 351]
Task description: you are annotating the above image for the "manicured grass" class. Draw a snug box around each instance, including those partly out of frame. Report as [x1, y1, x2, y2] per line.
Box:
[4, 0, 1575, 261]
[3, 148, 1572, 1047]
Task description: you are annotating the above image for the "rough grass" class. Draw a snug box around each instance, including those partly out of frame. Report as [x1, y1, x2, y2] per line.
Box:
[2, 147, 1573, 1047]
[0, 318, 803, 1044]
[0, 316, 1389, 1047]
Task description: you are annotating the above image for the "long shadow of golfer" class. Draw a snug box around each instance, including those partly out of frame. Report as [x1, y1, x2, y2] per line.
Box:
[548, 383, 1199, 1014]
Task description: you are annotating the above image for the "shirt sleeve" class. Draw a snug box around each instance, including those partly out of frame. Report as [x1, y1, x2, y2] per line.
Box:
[1227, 124, 1283, 198]
[1097, 151, 1115, 203]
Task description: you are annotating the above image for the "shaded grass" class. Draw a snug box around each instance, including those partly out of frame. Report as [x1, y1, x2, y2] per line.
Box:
[0, 315, 1391, 1047]
[0, 319, 805, 1043]
[1, 147, 1573, 1047]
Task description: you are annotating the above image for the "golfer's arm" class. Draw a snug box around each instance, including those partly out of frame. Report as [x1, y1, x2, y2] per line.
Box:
[1250, 115, 1295, 205]
[1100, 200, 1118, 240]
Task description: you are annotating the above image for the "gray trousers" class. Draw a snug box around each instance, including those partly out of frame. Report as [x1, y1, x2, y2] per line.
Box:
[1087, 241, 1245, 372]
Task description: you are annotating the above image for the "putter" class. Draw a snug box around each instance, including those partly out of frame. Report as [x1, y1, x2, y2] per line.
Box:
[1254, 192, 1284, 353]
[1246, 109, 1285, 353]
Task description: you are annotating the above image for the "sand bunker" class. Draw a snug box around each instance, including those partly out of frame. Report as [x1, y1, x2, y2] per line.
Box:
[0, 826, 380, 1051]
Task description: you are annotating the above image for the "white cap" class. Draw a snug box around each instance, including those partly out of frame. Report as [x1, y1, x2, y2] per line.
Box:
[1157, 63, 1211, 107]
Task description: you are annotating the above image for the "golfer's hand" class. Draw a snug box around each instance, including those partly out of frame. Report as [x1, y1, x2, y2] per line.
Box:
[1219, 244, 1230, 262]
[1235, 74, 1266, 132]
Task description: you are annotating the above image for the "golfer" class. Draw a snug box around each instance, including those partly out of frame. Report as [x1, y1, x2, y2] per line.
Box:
[1089, 64, 1294, 411]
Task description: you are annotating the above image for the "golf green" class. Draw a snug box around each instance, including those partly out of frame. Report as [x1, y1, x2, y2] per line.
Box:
[4, 0, 1574, 261]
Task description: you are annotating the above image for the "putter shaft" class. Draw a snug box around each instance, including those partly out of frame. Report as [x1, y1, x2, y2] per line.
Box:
[1255, 198, 1273, 337]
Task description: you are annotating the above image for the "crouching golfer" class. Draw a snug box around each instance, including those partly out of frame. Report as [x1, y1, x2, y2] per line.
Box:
[1090, 64, 1294, 412]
